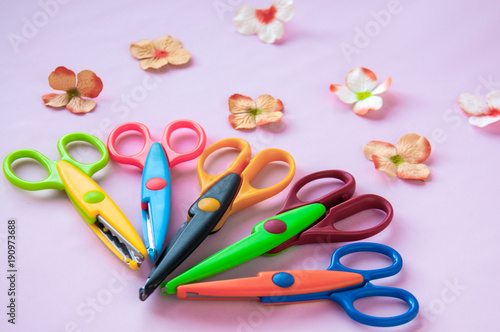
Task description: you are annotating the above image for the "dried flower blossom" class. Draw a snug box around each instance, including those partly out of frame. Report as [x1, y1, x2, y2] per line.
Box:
[233, 0, 295, 44]
[228, 94, 284, 129]
[130, 35, 191, 70]
[363, 133, 431, 181]
[42, 66, 103, 114]
[330, 67, 391, 116]
[458, 91, 500, 127]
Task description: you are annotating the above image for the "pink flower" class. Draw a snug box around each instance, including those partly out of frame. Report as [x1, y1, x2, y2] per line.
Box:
[458, 91, 500, 127]
[233, 0, 295, 44]
[42, 66, 103, 114]
[363, 133, 431, 181]
[330, 67, 391, 116]
[228, 94, 284, 130]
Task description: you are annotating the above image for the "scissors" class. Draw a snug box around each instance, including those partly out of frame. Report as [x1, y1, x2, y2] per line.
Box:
[3, 133, 147, 270]
[107, 121, 206, 263]
[164, 170, 393, 293]
[139, 138, 296, 300]
[177, 242, 419, 327]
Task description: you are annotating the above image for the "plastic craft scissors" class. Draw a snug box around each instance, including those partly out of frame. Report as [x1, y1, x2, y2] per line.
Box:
[139, 138, 296, 300]
[107, 121, 206, 262]
[3, 133, 147, 270]
[177, 242, 419, 327]
[164, 170, 393, 293]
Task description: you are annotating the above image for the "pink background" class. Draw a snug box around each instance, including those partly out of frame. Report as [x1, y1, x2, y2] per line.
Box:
[1, 1, 499, 331]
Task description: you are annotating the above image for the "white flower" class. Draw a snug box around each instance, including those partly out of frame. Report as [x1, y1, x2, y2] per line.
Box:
[458, 91, 500, 127]
[233, 0, 295, 44]
[330, 67, 392, 116]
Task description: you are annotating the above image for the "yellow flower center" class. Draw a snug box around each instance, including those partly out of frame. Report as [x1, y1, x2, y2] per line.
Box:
[356, 91, 372, 100]
[248, 108, 263, 118]
[390, 155, 405, 166]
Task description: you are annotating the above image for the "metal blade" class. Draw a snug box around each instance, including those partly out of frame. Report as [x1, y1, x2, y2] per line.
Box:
[96, 215, 144, 265]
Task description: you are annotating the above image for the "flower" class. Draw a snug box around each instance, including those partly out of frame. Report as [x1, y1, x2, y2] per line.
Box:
[130, 35, 191, 70]
[42, 66, 103, 114]
[233, 0, 295, 44]
[458, 91, 500, 127]
[228, 94, 284, 130]
[363, 133, 431, 181]
[330, 67, 392, 116]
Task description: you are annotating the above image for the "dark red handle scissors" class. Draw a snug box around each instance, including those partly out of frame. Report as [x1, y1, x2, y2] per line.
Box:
[266, 169, 393, 254]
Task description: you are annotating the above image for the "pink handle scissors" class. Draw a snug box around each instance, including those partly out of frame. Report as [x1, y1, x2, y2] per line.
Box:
[107, 120, 206, 262]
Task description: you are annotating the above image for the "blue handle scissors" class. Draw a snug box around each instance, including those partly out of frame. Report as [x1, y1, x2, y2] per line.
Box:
[107, 121, 206, 262]
[177, 242, 419, 327]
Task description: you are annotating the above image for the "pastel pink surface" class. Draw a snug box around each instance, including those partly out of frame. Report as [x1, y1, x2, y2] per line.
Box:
[0, 1, 499, 332]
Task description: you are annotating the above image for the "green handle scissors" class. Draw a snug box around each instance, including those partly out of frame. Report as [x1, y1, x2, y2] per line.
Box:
[3, 132, 147, 270]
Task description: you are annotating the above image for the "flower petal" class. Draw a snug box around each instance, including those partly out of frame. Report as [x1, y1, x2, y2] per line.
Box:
[76, 70, 103, 98]
[153, 35, 183, 53]
[397, 163, 430, 181]
[167, 48, 191, 65]
[130, 39, 154, 60]
[486, 90, 500, 110]
[458, 93, 489, 116]
[233, 6, 259, 35]
[48, 66, 76, 91]
[372, 155, 398, 177]
[372, 77, 392, 95]
[42, 93, 69, 107]
[468, 115, 500, 127]
[257, 20, 284, 43]
[363, 141, 397, 161]
[346, 67, 378, 92]
[256, 94, 283, 113]
[273, 0, 295, 22]
[228, 94, 256, 114]
[139, 57, 170, 70]
[66, 96, 96, 114]
[397, 133, 431, 164]
[352, 96, 383, 115]
[329, 84, 357, 104]
[229, 113, 256, 130]
[256, 110, 283, 126]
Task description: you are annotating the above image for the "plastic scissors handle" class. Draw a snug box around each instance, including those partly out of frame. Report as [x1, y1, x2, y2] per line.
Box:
[327, 242, 419, 327]
[267, 194, 392, 255]
[107, 121, 206, 170]
[196, 138, 252, 194]
[197, 138, 295, 232]
[230, 148, 296, 217]
[3, 133, 108, 191]
[277, 170, 356, 214]
[107, 122, 154, 169]
[161, 120, 206, 168]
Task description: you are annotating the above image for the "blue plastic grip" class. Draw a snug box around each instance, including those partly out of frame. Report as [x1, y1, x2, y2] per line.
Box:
[329, 283, 419, 327]
[328, 242, 403, 280]
[141, 142, 171, 262]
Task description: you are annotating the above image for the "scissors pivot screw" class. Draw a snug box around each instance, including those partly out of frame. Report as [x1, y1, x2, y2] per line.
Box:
[272, 272, 295, 288]
[145, 178, 167, 191]
[197, 198, 221, 212]
[263, 219, 287, 234]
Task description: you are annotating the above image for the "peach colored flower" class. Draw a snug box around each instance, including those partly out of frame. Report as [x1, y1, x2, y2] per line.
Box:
[363, 133, 431, 181]
[330, 67, 391, 116]
[458, 91, 500, 127]
[233, 0, 295, 44]
[42, 66, 103, 114]
[130, 35, 191, 70]
[228, 94, 284, 130]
